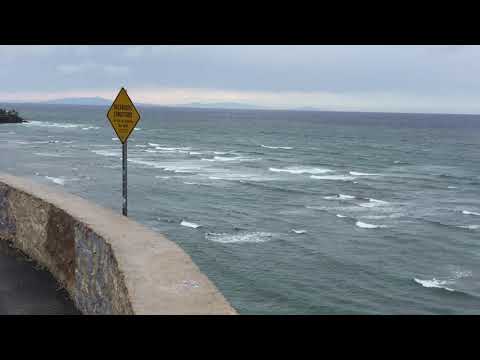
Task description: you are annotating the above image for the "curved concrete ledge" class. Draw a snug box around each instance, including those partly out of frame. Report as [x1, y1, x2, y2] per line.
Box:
[0, 173, 236, 315]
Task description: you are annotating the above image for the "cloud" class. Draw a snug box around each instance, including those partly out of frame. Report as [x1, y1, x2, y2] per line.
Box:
[104, 65, 129, 75]
[3, 45, 480, 113]
[73, 46, 92, 56]
[124, 46, 146, 58]
[57, 62, 129, 76]
[0, 45, 57, 57]
[57, 63, 96, 74]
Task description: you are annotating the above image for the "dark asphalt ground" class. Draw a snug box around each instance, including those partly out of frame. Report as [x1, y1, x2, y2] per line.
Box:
[0, 241, 80, 315]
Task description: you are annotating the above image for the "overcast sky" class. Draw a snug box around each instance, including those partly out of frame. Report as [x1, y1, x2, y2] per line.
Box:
[1, 45, 480, 113]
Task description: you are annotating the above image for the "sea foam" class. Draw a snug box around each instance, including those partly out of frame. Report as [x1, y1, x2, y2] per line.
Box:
[270, 167, 332, 175]
[324, 194, 356, 200]
[202, 156, 260, 162]
[25, 121, 82, 129]
[92, 150, 120, 157]
[413, 278, 454, 292]
[45, 176, 65, 185]
[462, 210, 480, 216]
[355, 221, 386, 229]
[261, 144, 293, 150]
[359, 198, 389, 208]
[180, 220, 201, 229]
[291, 229, 307, 234]
[349, 171, 380, 176]
[206, 232, 274, 244]
[311, 175, 356, 181]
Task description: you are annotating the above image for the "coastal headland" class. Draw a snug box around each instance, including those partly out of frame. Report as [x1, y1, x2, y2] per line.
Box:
[0, 109, 27, 124]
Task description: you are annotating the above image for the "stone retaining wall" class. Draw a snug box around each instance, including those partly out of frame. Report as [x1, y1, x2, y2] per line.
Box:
[0, 173, 236, 315]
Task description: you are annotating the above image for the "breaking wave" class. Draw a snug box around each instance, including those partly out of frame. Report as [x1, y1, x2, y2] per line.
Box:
[349, 171, 381, 176]
[261, 144, 293, 150]
[92, 150, 120, 157]
[202, 156, 260, 162]
[311, 175, 356, 181]
[270, 167, 333, 175]
[462, 210, 480, 216]
[24, 121, 82, 129]
[291, 229, 307, 234]
[206, 232, 274, 244]
[413, 278, 455, 292]
[355, 221, 386, 229]
[180, 220, 201, 229]
[358, 198, 390, 208]
[324, 194, 356, 200]
[45, 176, 65, 185]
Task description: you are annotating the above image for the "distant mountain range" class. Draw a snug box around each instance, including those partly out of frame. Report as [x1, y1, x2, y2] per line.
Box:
[176, 102, 270, 110]
[2, 97, 323, 111]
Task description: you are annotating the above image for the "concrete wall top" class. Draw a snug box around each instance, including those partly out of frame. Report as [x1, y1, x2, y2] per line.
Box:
[0, 173, 236, 315]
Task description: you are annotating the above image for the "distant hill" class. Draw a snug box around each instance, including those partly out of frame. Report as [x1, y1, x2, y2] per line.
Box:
[41, 97, 112, 106]
[2, 97, 324, 112]
[177, 102, 269, 110]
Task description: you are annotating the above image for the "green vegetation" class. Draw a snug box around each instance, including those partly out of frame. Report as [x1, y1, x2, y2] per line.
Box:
[0, 108, 25, 123]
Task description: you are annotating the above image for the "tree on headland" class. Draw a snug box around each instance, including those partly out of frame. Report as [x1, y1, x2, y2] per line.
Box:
[0, 108, 25, 123]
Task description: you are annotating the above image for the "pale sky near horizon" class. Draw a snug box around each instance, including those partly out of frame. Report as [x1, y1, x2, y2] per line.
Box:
[1, 45, 480, 113]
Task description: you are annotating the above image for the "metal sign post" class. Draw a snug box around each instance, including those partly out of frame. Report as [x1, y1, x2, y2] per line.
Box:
[122, 141, 128, 216]
[106, 87, 141, 217]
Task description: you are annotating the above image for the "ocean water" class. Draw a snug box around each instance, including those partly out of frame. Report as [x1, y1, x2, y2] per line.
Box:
[2, 104, 480, 314]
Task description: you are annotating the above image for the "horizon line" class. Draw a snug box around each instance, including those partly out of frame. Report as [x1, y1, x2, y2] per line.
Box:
[2, 99, 480, 117]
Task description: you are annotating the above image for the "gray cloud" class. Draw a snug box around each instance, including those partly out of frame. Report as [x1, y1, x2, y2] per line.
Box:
[1, 45, 479, 112]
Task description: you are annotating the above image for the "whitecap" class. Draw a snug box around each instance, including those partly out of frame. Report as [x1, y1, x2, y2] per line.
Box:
[413, 278, 454, 292]
[336, 214, 347, 218]
[270, 167, 333, 175]
[324, 194, 356, 200]
[135, 145, 147, 148]
[311, 175, 356, 181]
[291, 229, 307, 234]
[261, 144, 293, 150]
[349, 171, 380, 176]
[180, 220, 201, 229]
[458, 225, 480, 230]
[462, 210, 480, 216]
[183, 181, 211, 186]
[34, 152, 65, 157]
[202, 156, 260, 162]
[24, 121, 81, 129]
[127, 158, 201, 173]
[81, 126, 100, 130]
[362, 213, 404, 220]
[155, 146, 192, 152]
[453, 270, 472, 278]
[45, 176, 65, 185]
[355, 221, 386, 229]
[92, 150, 120, 157]
[207, 172, 277, 182]
[206, 232, 274, 244]
[448, 186, 458, 189]
[359, 198, 389, 208]
[148, 143, 160, 147]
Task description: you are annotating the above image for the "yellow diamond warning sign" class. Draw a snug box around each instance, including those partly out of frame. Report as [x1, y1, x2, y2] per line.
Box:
[107, 88, 141, 143]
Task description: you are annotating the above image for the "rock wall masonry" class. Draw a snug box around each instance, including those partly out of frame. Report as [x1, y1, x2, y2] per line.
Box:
[0, 173, 236, 315]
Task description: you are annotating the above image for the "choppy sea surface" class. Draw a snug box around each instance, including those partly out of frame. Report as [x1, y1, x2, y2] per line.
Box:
[2, 104, 480, 314]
